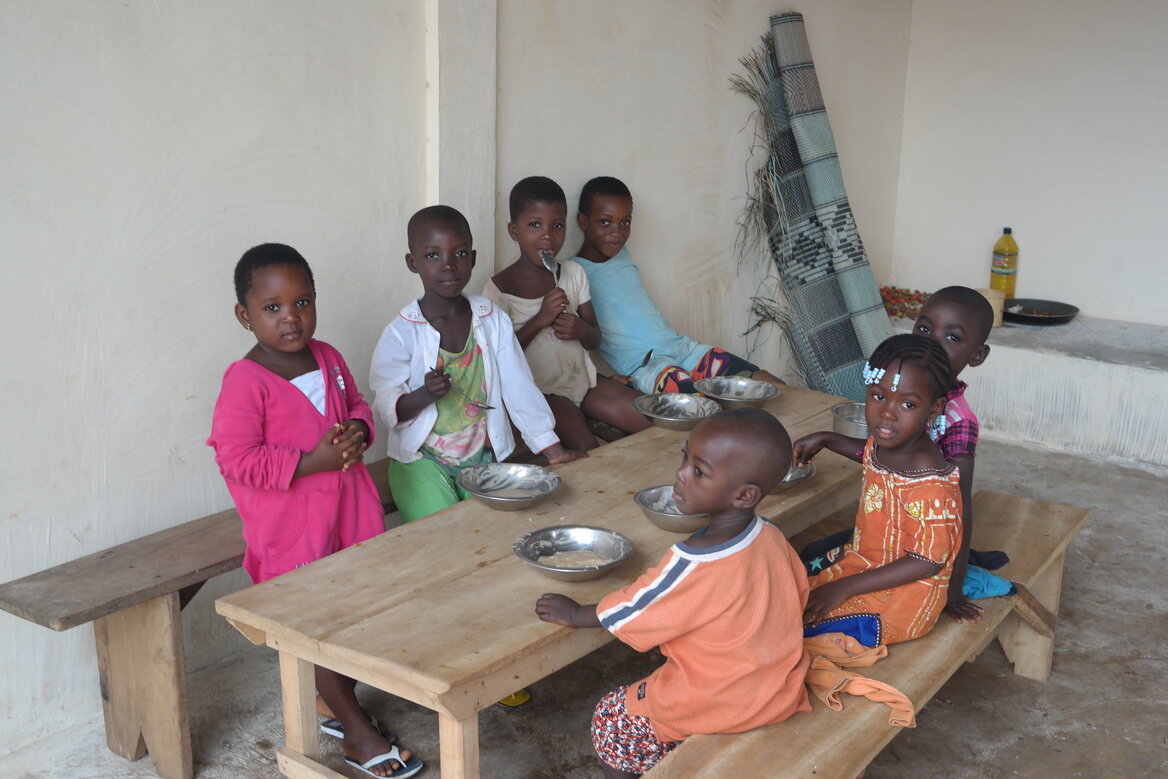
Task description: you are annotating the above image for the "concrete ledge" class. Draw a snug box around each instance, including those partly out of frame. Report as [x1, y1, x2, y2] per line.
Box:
[895, 316, 1168, 468]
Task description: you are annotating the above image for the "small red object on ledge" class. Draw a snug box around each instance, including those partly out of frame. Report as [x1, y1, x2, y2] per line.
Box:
[880, 286, 931, 320]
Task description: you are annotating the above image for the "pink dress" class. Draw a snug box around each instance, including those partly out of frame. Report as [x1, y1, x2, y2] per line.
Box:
[208, 339, 385, 583]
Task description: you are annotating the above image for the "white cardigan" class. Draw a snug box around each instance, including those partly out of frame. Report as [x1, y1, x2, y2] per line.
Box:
[369, 295, 559, 463]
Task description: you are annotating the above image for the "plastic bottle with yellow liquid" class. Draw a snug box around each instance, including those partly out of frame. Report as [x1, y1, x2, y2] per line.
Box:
[989, 227, 1018, 299]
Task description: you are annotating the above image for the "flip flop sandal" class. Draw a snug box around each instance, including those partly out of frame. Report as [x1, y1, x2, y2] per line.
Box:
[319, 717, 396, 744]
[344, 745, 424, 779]
[495, 689, 532, 708]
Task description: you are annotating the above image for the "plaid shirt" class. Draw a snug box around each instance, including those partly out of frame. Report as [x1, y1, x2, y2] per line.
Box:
[931, 381, 979, 460]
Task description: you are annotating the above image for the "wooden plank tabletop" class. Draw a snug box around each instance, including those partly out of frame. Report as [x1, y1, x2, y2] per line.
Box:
[215, 387, 860, 718]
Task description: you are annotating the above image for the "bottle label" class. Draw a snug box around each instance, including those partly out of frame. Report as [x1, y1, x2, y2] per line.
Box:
[992, 251, 1017, 273]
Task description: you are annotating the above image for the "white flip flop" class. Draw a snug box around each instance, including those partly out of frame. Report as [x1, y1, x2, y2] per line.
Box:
[344, 745, 423, 778]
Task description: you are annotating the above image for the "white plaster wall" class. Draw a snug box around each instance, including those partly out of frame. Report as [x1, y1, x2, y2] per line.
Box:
[972, 347, 1168, 469]
[892, 0, 1168, 326]
[494, 0, 913, 379]
[0, 0, 425, 753]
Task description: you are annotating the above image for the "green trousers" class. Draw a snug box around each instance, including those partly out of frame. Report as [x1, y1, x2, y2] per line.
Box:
[387, 456, 474, 523]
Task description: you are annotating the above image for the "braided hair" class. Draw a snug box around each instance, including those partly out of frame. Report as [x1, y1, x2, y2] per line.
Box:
[234, 243, 314, 306]
[867, 334, 952, 403]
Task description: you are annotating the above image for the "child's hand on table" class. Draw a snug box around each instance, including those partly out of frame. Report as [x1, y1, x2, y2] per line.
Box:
[535, 594, 581, 627]
[541, 442, 588, 464]
[536, 594, 600, 628]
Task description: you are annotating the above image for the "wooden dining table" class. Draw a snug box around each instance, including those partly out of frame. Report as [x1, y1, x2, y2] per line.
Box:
[215, 386, 861, 779]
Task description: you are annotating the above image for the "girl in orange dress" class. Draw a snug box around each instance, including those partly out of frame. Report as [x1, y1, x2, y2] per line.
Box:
[792, 334, 962, 646]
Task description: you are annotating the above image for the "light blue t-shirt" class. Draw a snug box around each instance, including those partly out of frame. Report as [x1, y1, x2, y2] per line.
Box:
[571, 247, 709, 393]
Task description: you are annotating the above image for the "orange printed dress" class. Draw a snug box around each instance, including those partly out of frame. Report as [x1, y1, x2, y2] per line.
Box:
[807, 439, 962, 646]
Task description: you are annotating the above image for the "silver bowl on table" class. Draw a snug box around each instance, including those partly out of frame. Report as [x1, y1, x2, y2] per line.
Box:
[457, 462, 561, 511]
[513, 525, 635, 582]
[694, 376, 779, 409]
[831, 402, 869, 439]
[633, 485, 709, 533]
[633, 393, 721, 431]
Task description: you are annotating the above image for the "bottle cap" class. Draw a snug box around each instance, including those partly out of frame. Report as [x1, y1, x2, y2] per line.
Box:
[1003, 227, 1012, 234]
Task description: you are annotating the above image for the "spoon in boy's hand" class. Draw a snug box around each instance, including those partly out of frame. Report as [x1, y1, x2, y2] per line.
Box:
[539, 249, 561, 282]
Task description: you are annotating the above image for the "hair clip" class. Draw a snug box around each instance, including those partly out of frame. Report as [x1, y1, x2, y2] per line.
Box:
[862, 362, 886, 385]
[890, 372, 901, 392]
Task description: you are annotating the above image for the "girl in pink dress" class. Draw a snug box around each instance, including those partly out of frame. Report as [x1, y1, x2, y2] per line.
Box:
[208, 244, 421, 778]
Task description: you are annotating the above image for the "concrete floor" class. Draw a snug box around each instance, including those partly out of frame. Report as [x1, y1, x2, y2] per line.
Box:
[5, 438, 1166, 778]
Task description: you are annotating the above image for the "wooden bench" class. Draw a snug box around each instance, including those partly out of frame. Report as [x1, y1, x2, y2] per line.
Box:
[0, 458, 396, 779]
[646, 490, 1088, 778]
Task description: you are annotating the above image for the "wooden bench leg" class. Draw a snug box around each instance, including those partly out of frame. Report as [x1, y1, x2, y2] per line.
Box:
[998, 550, 1066, 682]
[93, 592, 193, 779]
[438, 710, 480, 779]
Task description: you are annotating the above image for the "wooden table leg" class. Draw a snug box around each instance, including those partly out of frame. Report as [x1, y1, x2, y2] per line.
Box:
[93, 592, 193, 779]
[438, 710, 480, 779]
[279, 651, 319, 760]
[999, 549, 1066, 682]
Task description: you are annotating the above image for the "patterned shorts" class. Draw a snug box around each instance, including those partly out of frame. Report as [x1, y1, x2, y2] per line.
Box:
[653, 347, 761, 394]
[591, 685, 681, 774]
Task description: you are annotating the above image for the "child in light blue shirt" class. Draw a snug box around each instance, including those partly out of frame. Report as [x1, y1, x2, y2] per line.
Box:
[569, 176, 784, 394]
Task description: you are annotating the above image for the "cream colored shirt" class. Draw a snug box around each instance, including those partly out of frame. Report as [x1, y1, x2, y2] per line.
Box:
[483, 259, 598, 404]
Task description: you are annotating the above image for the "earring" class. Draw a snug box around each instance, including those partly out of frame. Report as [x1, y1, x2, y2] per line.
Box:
[245, 323, 252, 331]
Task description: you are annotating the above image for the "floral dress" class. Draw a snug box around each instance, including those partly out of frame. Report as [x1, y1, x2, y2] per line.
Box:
[807, 439, 962, 645]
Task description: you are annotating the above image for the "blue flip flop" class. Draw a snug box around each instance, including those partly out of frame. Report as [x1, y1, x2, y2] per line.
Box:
[344, 745, 423, 778]
[319, 717, 396, 744]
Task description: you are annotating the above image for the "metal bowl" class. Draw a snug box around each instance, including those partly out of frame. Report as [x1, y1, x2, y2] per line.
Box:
[770, 462, 816, 493]
[457, 462, 562, 511]
[513, 525, 635, 582]
[633, 485, 709, 533]
[832, 402, 869, 439]
[694, 376, 779, 408]
[633, 393, 721, 431]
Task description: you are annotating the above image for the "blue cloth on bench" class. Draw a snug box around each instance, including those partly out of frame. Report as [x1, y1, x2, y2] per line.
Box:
[804, 613, 882, 647]
[962, 565, 1016, 599]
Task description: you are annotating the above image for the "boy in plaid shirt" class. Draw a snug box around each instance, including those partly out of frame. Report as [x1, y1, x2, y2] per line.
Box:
[911, 286, 994, 621]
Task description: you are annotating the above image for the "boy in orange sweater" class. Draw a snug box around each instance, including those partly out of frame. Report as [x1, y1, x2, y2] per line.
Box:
[536, 409, 811, 777]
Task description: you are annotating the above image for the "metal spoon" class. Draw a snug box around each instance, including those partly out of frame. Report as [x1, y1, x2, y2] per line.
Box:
[539, 249, 560, 281]
[433, 366, 496, 410]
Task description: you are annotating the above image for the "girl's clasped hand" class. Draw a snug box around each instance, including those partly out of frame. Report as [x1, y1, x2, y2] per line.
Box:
[297, 421, 368, 476]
